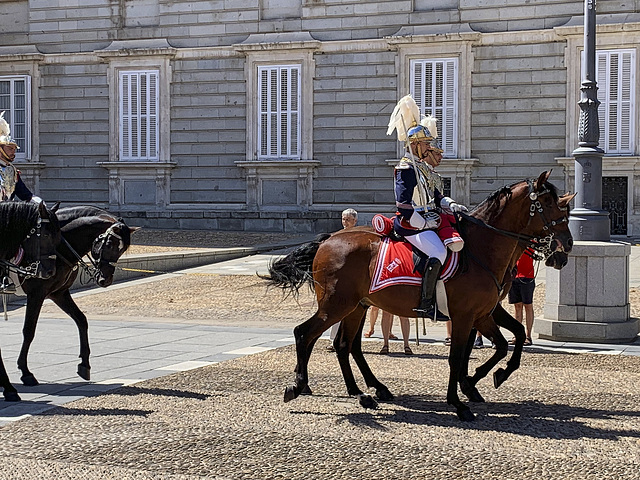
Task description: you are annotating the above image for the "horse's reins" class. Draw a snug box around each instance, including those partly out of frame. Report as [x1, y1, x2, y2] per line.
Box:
[0, 212, 51, 278]
[457, 179, 569, 294]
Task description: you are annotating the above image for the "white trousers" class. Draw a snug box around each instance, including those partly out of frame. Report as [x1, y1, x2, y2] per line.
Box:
[405, 229, 447, 264]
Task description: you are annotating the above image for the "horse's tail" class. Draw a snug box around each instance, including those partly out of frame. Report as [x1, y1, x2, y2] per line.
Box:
[261, 233, 331, 296]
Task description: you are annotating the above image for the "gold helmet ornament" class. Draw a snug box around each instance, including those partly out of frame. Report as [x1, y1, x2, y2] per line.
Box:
[0, 112, 19, 148]
[386, 95, 442, 152]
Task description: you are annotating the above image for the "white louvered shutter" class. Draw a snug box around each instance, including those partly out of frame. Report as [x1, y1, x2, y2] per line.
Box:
[0, 76, 31, 158]
[120, 70, 159, 161]
[258, 65, 301, 159]
[411, 58, 458, 157]
[596, 50, 635, 154]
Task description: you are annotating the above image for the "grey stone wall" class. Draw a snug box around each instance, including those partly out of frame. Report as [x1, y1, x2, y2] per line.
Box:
[0, 0, 638, 232]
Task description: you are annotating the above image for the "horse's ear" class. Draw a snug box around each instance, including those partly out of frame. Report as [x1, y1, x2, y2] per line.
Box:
[38, 200, 48, 218]
[49, 201, 61, 213]
[129, 226, 141, 235]
[559, 192, 577, 209]
[535, 170, 552, 191]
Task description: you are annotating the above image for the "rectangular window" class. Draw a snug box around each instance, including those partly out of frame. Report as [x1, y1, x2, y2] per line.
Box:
[119, 70, 159, 161]
[0, 75, 30, 159]
[410, 58, 458, 157]
[596, 49, 635, 154]
[257, 64, 300, 160]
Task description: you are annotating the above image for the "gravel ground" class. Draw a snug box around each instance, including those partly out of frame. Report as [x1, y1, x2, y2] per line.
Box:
[0, 344, 637, 479]
[4, 229, 639, 478]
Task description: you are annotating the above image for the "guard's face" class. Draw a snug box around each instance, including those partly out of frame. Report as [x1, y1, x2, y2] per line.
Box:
[411, 141, 442, 167]
[0, 144, 17, 162]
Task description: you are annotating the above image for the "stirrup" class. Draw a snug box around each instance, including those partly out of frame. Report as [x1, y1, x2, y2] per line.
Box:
[413, 304, 449, 321]
[0, 277, 16, 295]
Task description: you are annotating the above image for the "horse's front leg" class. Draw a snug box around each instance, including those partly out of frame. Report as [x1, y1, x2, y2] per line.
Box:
[459, 327, 486, 403]
[18, 293, 46, 386]
[491, 303, 526, 388]
[466, 317, 509, 391]
[50, 290, 91, 381]
[0, 346, 20, 401]
[447, 322, 476, 421]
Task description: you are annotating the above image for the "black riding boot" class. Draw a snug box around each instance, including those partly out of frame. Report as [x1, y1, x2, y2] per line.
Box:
[413, 258, 448, 321]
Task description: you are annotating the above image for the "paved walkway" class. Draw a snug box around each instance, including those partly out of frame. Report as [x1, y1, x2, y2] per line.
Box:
[0, 244, 638, 427]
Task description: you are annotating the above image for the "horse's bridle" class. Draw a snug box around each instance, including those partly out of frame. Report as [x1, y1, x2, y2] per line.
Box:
[0, 212, 54, 278]
[60, 222, 126, 284]
[460, 179, 569, 259]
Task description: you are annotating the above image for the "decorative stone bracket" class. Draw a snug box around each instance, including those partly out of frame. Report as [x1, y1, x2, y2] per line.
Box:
[235, 160, 320, 210]
[97, 161, 176, 209]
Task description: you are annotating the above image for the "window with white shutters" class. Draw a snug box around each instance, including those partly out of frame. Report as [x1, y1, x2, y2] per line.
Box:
[119, 70, 159, 161]
[596, 49, 635, 155]
[410, 58, 458, 157]
[0, 75, 30, 159]
[257, 65, 300, 160]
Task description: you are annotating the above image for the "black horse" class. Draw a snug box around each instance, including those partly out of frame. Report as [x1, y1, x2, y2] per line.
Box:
[16, 205, 138, 387]
[0, 201, 61, 400]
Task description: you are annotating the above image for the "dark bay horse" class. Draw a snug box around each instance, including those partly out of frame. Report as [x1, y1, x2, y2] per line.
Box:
[265, 172, 574, 421]
[0, 201, 61, 400]
[16, 206, 138, 387]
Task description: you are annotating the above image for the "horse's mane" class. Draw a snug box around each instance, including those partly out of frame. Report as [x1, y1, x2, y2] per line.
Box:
[471, 178, 559, 216]
[56, 205, 132, 252]
[0, 202, 40, 260]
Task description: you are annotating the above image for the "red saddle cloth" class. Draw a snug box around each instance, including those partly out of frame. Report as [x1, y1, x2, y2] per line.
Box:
[369, 237, 459, 294]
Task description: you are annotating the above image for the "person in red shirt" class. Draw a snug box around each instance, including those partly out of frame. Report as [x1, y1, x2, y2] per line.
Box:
[508, 249, 537, 345]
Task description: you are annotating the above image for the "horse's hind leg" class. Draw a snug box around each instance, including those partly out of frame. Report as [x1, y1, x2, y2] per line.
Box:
[491, 304, 526, 388]
[348, 310, 394, 402]
[285, 307, 346, 403]
[334, 305, 389, 409]
[50, 290, 91, 381]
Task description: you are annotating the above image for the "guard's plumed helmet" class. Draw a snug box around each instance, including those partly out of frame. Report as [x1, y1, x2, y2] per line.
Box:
[386, 95, 442, 152]
[0, 112, 18, 148]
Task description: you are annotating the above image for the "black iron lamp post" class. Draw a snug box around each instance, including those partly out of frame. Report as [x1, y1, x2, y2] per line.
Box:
[568, 0, 610, 241]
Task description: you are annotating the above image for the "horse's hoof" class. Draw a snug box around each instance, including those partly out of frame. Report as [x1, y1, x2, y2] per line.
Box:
[468, 389, 485, 403]
[457, 408, 475, 422]
[20, 374, 39, 387]
[78, 365, 91, 381]
[4, 391, 21, 402]
[493, 368, 507, 389]
[300, 384, 312, 396]
[375, 387, 394, 401]
[358, 394, 378, 409]
[283, 385, 298, 403]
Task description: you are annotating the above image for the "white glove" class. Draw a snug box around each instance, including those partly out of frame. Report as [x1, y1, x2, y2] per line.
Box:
[409, 210, 441, 230]
[440, 196, 468, 214]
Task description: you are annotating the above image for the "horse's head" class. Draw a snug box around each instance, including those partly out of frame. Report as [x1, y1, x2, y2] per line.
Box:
[21, 202, 62, 279]
[90, 221, 139, 287]
[525, 171, 575, 269]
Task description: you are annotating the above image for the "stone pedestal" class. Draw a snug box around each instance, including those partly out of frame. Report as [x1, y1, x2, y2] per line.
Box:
[536, 241, 640, 343]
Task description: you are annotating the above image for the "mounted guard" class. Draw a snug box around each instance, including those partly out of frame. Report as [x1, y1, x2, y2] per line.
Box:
[0, 111, 41, 203]
[386, 94, 467, 319]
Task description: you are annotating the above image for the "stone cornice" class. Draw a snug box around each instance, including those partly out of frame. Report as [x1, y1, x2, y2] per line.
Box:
[555, 14, 640, 37]
[96, 39, 177, 58]
[386, 24, 480, 45]
[234, 32, 320, 52]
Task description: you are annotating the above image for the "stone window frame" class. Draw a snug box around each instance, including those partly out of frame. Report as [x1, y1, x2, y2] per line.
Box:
[96, 41, 176, 209]
[556, 22, 640, 235]
[234, 34, 320, 210]
[387, 33, 478, 206]
[0, 49, 44, 193]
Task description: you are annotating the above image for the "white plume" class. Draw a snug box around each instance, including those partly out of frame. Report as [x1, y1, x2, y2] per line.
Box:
[420, 115, 438, 139]
[386, 95, 421, 142]
[0, 111, 10, 142]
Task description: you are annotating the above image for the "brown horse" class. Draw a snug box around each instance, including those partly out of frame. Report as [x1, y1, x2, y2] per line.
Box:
[264, 172, 574, 421]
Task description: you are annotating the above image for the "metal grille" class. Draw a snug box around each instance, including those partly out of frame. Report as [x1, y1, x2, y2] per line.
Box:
[602, 176, 627, 235]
